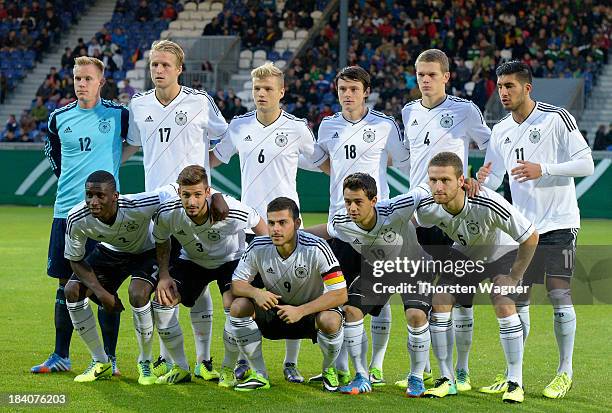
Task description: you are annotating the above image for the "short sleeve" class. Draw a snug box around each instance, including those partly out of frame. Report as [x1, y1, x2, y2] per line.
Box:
[232, 248, 258, 283]
[467, 103, 491, 149]
[204, 94, 229, 139]
[560, 111, 591, 160]
[212, 128, 237, 164]
[152, 210, 173, 242]
[226, 196, 261, 231]
[64, 217, 88, 261]
[126, 103, 142, 146]
[488, 194, 535, 243]
[385, 118, 411, 168]
[298, 121, 315, 157]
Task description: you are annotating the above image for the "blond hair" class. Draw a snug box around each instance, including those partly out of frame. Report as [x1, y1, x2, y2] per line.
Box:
[415, 49, 450, 73]
[251, 62, 284, 86]
[74, 56, 105, 75]
[151, 40, 185, 68]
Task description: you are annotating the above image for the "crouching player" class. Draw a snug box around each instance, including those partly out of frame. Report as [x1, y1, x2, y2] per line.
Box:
[229, 197, 347, 391]
[307, 173, 434, 396]
[416, 152, 539, 403]
[152, 165, 267, 385]
[64, 171, 176, 384]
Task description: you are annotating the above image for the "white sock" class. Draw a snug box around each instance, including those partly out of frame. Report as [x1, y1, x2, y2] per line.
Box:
[430, 312, 454, 380]
[425, 352, 431, 374]
[152, 302, 188, 370]
[344, 320, 367, 375]
[515, 301, 530, 345]
[453, 305, 473, 372]
[190, 288, 213, 362]
[498, 313, 524, 387]
[131, 302, 154, 362]
[370, 302, 391, 370]
[318, 327, 344, 370]
[549, 289, 576, 378]
[67, 298, 108, 363]
[335, 341, 350, 372]
[407, 322, 430, 379]
[284, 339, 301, 365]
[159, 305, 178, 363]
[230, 316, 267, 377]
[222, 309, 239, 369]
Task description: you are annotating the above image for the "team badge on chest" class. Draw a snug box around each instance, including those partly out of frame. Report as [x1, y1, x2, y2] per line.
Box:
[207, 229, 221, 241]
[440, 114, 453, 128]
[528, 128, 541, 144]
[363, 128, 375, 143]
[124, 221, 139, 232]
[466, 220, 480, 235]
[294, 264, 309, 278]
[381, 227, 397, 243]
[98, 119, 111, 133]
[175, 111, 188, 126]
[275, 131, 289, 147]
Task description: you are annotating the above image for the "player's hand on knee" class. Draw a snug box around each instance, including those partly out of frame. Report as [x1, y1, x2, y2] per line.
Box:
[477, 162, 492, 183]
[276, 304, 304, 324]
[463, 177, 481, 197]
[254, 289, 281, 310]
[100, 292, 125, 313]
[157, 277, 179, 306]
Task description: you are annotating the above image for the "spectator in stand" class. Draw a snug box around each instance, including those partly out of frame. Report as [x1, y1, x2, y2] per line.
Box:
[120, 78, 136, 98]
[594, 124, 612, 150]
[111, 28, 127, 51]
[36, 78, 56, 102]
[161, 0, 177, 21]
[31, 96, 49, 124]
[61, 47, 74, 70]
[101, 77, 118, 101]
[0, 73, 7, 104]
[5, 114, 18, 134]
[113, 48, 124, 71]
[44, 8, 62, 43]
[135, 0, 152, 23]
[19, 27, 33, 51]
[87, 37, 102, 57]
[203, 17, 223, 36]
[20, 110, 37, 136]
[101, 48, 118, 73]
[233, 97, 247, 117]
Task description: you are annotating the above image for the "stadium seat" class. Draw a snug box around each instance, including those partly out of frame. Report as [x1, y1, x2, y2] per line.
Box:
[131, 78, 146, 91]
[464, 81, 475, 96]
[178, 10, 191, 20]
[267, 51, 280, 61]
[282, 30, 296, 40]
[465, 60, 474, 70]
[311, 10, 323, 20]
[169, 21, 182, 30]
[275, 60, 287, 70]
[253, 50, 267, 60]
[275, 39, 289, 52]
[184, 2, 197, 11]
[288, 39, 302, 50]
[500, 49, 512, 62]
[135, 60, 147, 70]
[243, 80, 253, 90]
[210, 2, 223, 12]
[236, 90, 251, 102]
[240, 50, 253, 60]
[296, 30, 309, 40]
[252, 58, 266, 68]
[239, 58, 251, 70]
[126, 69, 143, 80]
[160, 30, 171, 39]
[181, 21, 196, 30]
[198, 2, 211, 11]
[193, 20, 208, 30]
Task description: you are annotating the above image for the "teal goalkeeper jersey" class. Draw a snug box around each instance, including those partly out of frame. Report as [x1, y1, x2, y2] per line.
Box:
[44, 99, 128, 218]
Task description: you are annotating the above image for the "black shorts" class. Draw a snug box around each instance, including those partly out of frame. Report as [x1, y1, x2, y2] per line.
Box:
[523, 228, 578, 286]
[347, 272, 433, 316]
[436, 249, 517, 306]
[68, 246, 159, 293]
[327, 238, 362, 285]
[47, 218, 97, 279]
[253, 303, 344, 343]
[170, 258, 238, 307]
[416, 226, 454, 261]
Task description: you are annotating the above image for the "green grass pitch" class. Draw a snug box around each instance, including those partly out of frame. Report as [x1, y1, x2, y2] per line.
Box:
[0, 206, 611, 412]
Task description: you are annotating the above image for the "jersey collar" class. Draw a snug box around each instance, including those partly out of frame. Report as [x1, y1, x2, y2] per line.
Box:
[419, 95, 448, 111]
[341, 107, 369, 125]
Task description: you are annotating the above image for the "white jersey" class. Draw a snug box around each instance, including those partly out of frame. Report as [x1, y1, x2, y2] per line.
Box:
[212, 110, 315, 219]
[327, 185, 430, 264]
[415, 187, 535, 262]
[402, 95, 490, 186]
[127, 86, 228, 191]
[152, 194, 260, 269]
[484, 101, 591, 234]
[232, 231, 346, 306]
[65, 185, 177, 260]
[312, 109, 411, 219]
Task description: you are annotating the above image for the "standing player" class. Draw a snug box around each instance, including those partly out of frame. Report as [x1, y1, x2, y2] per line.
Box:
[230, 197, 347, 392]
[477, 61, 594, 398]
[310, 66, 411, 386]
[399, 48, 492, 390]
[152, 165, 267, 385]
[417, 152, 539, 403]
[307, 173, 434, 396]
[63, 171, 175, 384]
[33, 56, 125, 375]
[210, 62, 315, 383]
[123, 40, 229, 380]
